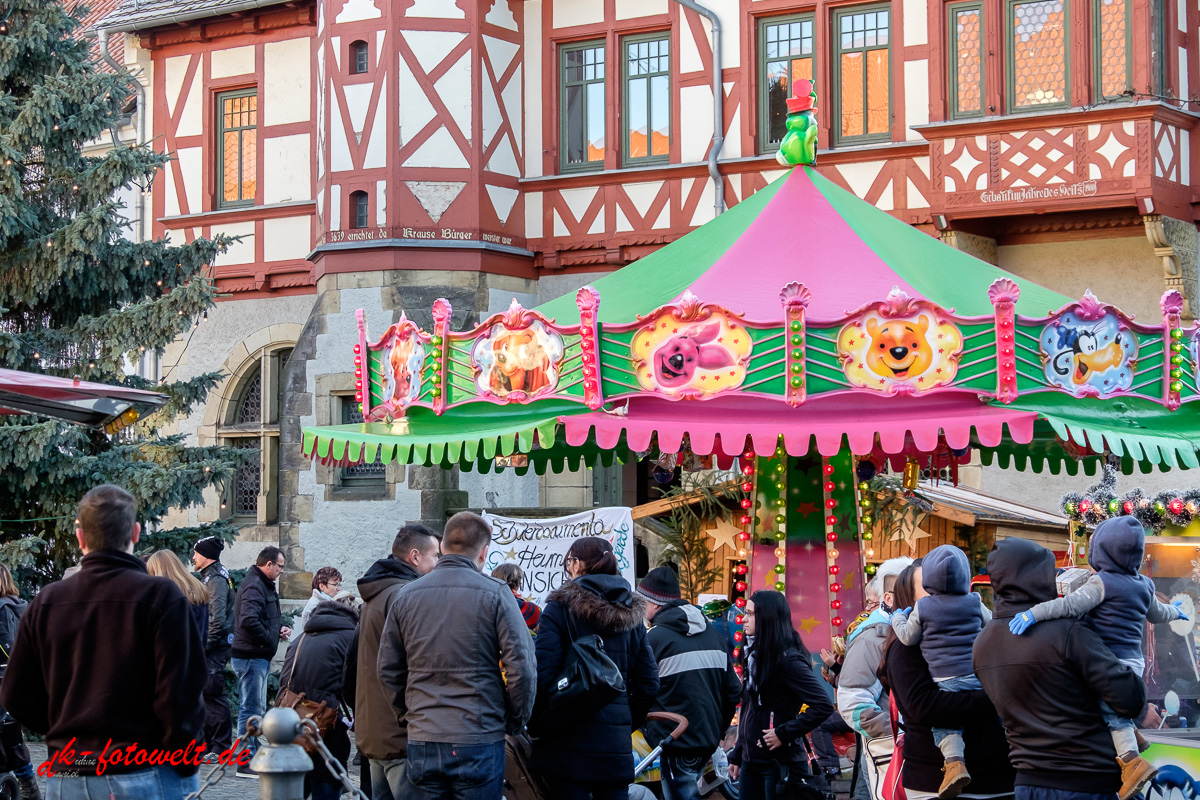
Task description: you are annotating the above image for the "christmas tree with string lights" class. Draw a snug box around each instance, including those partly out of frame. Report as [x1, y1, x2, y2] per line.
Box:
[0, 0, 242, 584]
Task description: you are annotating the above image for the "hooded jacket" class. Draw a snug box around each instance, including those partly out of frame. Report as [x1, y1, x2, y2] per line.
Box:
[377, 554, 537, 746]
[231, 565, 282, 661]
[837, 608, 891, 738]
[907, 545, 988, 679]
[532, 574, 660, 783]
[973, 538, 1147, 793]
[645, 600, 742, 757]
[279, 602, 358, 786]
[0, 595, 27, 679]
[199, 561, 234, 656]
[1088, 516, 1155, 659]
[346, 556, 423, 760]
[0, 549, 206, 776]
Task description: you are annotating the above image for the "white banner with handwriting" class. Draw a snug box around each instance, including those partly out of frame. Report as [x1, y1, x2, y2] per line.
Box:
[482, 508, 635, 605]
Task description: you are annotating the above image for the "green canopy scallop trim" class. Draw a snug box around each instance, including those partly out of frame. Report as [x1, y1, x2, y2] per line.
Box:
[301, 400, 623, 473]
[976, 394, 1200, 474]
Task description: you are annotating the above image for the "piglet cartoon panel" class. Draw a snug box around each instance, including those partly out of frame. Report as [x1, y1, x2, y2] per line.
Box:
[472, 320, 565, 400]
[837, 310, 963, 393]
[631, 312, 753, 397]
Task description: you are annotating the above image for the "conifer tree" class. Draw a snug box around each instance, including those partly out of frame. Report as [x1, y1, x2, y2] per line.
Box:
[0, 0, 241, 582]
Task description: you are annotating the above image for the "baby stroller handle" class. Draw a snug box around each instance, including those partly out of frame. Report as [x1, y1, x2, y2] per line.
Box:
[634, 712, 690, 776]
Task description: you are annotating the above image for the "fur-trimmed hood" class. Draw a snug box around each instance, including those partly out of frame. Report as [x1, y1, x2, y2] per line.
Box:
[548, 574, 645, 637]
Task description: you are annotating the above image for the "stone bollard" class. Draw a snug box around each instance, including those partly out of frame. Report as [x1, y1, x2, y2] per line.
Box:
[250, 708, 314, 800]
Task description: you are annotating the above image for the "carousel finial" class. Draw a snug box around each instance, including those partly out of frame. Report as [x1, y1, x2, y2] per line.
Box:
[776, 78, 818, 167]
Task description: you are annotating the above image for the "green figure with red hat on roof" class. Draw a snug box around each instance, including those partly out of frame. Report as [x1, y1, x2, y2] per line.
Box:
[776, 78, 818, 167]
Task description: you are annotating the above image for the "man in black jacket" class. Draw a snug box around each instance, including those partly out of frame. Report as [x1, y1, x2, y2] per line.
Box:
[973, 537, 1148, 800]
[231, 545, 290, 776]
[638, 567, 741, 800]
[344, 524, 440, 800]
[193, 536, 235, 757]
[1, 485, 206, 799]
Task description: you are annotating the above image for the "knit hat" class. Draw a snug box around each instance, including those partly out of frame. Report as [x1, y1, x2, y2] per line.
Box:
[194, 536, 224, 561]
[636, 566, 681, 606]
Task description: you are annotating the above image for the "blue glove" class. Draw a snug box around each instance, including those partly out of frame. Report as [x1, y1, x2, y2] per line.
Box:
[1009, 610, 1037, 635]
[1174, 600, 1190, 621]
[892, 606, 911, 619]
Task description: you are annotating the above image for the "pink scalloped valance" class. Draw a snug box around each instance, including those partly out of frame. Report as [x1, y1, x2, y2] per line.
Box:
[559, 392, 1038, 457]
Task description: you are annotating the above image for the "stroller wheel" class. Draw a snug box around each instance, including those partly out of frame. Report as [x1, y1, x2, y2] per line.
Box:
[0, 772, 19, 800]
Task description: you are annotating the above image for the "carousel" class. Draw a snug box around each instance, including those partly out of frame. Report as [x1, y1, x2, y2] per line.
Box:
[301, 82, 1200, 651]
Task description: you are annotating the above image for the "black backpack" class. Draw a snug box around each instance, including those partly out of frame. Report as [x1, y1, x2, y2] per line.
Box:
[535, 612, 625, 733]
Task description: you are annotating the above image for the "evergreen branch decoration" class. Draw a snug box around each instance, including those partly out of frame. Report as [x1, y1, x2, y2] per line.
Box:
[0, 0, 241, 584]
[656, 474, 740, 602]
[1060, 462, 1200, 533]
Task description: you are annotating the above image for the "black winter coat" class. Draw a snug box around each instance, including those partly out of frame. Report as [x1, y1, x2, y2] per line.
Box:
[646, 601, 742, 757]
[232, 565, 282, 660]
[279, 602, 359, 786]
[0, 549, 206, 776]
[532, 575, 659, 783]
[884, 640, 1014, 794]
[199, 561, 235, 656]
[0, 595, 27, 681]
[730, 644, 832, 767]
[973, 538, 1147, 794]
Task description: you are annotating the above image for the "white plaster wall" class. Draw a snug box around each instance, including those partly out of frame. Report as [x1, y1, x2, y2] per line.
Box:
[523, 0, 543, 178]
[616, 0, 666, 19]
[263, 216, 312, 261]
[904, 60, 929, 141]
[210, 46, 256, 78]
[213, 221, 256, 264]
[264, 38, 312, 125]
[552, 0, 602, 28]
[996, 236, 1161, 319]
[903, 0, 928, 45]
[263, 134, 313, 204]
[681, 85, 714, 164]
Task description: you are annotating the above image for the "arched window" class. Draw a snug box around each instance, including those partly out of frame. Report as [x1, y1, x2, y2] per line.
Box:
[220, 346, 293, 524]
[351, 40, 369, 74]
[351, 191, 369, 229]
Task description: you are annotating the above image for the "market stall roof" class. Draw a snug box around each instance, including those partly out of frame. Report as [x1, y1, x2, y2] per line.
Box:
[537, 167, 1071, 324]
[0, 368, 165, 428]
[303, 167, 1200, 476]
[911, 481, 1071, 529]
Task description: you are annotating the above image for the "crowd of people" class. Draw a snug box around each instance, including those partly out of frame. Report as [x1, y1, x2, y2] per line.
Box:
[0, 484, 1180, 800]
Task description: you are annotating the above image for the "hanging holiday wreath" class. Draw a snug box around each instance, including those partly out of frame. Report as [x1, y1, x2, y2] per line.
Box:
[1061, 463, 1200, 534]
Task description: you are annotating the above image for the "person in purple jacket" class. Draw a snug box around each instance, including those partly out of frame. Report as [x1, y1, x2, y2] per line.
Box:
[888, 545, 991, 798]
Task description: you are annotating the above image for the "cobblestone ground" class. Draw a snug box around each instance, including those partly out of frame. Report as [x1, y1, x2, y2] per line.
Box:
[26, 739, 363, 800]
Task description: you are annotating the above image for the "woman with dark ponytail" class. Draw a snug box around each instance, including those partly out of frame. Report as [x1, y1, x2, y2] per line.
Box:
[532, 537, 660, 799]
[728, 590, 834, 800]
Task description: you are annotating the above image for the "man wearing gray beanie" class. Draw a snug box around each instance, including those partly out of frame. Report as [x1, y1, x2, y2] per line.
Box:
[193, 536, 235, 757]
[638, 566, 742, 800]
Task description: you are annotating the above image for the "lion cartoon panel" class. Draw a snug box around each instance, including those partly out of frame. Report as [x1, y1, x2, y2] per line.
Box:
[631, 312, 753, 397]
[838, 311, 963, 391]
[472, 320, 565, 399]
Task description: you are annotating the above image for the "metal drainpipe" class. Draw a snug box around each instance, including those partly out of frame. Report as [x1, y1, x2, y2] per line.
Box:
[669, 0, 726, 216]
[97, 28, 146, 245]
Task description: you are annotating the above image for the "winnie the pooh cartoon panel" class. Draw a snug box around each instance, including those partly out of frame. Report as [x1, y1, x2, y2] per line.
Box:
[837, 310, 963, 392]
[472, 320, 565, 399]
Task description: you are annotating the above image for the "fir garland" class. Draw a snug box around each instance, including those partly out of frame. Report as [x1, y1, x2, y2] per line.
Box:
[1061, 463, 1199, 533]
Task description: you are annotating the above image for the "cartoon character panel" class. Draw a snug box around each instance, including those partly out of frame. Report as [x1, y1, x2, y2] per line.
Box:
[837, 311, 963, 391]
[472, 320, 564, 399]
[631, 313, 753, 397]
[1040, 311, 1137, 396]
[378, 325, 426, 408]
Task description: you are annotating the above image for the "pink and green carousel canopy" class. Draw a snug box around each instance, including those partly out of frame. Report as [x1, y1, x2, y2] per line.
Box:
[302, 167, 1200, 476]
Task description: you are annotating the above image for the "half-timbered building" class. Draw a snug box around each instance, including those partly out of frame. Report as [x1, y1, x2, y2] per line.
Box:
[96, 0, 1197, 592]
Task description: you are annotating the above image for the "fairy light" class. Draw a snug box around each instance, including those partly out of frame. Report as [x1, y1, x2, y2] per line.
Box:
[773, 441, 787, 592]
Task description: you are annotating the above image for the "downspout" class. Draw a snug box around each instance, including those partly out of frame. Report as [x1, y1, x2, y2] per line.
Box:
[669, 0, 725, 215]
[99, 28, 157, 381]
[97, 28, 146, 246]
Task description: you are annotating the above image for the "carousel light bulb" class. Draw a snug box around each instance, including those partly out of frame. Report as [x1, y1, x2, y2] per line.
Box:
[775, 531, 786, 541]
[831, 600, 842, 610]
[774, 581, 785, 591]
[830, 583, 842, 593]
[738, 549, 747, 557]
[736, 564, 747, 575]
[827, 532, 838, 542]
[826, 515, 837, 525]
[775, 514, 786, 524]
[775, 547, 785, 558]
[774, 564, 785, 574]
[741, 498, 752, 510]
[825, 498, 837, 509]
[742, 465, 755, 477]
[775, 481, 786, 491]
[823, 464, 835, 476]
[742, 482, 753, 492]
[828, 549, 839, 560]
[829, 565, 840, 575]
[833, 616, 844, 627]
[735, 597, 746, 608]
[824, 481, 835, 492]
[867, 549, 875, 557]
[859, 481, 869, 491]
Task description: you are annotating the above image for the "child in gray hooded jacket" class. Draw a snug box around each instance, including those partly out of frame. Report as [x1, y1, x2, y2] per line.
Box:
[889, 544, 991, 799]
[1009, 515, 1186, 800]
